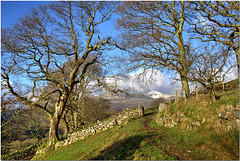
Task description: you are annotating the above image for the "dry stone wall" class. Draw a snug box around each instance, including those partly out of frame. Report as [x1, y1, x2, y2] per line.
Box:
[156, 103, 239, 130]
[53, 106, 144, 149]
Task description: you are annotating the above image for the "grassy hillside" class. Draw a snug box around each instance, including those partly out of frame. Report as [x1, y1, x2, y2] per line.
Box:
[157, 89, 239, 160]
[32, 89, 239, 160]
[32, 107, 175, 160]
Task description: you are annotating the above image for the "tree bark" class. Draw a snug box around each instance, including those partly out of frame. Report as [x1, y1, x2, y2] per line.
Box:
[181, 74, 190, 98]
[235, 48, 239, 80]
[62, 110, 70, 139]
[210, 90, 217, 103]
[74, 112, 77, 130]
[48, 115, 59, 145]
[48, 94, 67, 145]
[178, 40, 190, 98]
[63, 120, 69, 139]
[175, 2, 190, 98]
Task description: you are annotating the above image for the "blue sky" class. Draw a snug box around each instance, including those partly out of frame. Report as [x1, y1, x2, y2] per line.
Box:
[1, 1, 118, 36]
[1, 1, 51, 28]
[1, 1, 180, 95]
[1, 1, 237, 95]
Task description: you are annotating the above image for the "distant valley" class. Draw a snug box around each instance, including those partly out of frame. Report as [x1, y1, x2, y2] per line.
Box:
[97, 91, 173, 111]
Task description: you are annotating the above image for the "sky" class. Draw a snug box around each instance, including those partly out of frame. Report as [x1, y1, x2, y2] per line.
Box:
[1, 1, 237, 95]
[1, 1, 118, 36]
[1, 1, 51, 28]
[1, 0, 182, 95]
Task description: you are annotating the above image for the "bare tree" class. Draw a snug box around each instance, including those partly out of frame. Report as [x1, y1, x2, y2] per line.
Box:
[1, 93, 49, 154]
[116, 1, 193, 97]
[188, 44, 234, 102]
[190, 1, 239, 77]
[1, 1, 118, 145]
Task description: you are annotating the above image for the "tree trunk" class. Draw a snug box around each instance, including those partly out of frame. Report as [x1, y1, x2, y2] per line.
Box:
[74, 112, 77, 130]
[235, 48, 239, 81]
[175, 3, 190, 98]
[48, 94, 67, 145]
[63, 120, 69, 139]
[180, 72, 190, 98]
[48, 115, 60, 145]
[179, 63, 190, 98]
[62, 110, 70, 139]
[210, 90, 217, 103]
[178, 44, 190, 98]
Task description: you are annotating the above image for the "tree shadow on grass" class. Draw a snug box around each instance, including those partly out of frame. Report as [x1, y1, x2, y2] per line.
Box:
[90, 134, 151, 160]
[144, 112, 155, 117]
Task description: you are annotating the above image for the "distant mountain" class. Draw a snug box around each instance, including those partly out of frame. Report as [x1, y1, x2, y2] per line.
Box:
[97, 91, 173, 112]
[147, 91, 173, 100]
[97, 91, 152, 111]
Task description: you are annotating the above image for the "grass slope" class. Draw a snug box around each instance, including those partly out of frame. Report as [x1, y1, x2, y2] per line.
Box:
[33, 107, 175, 160]
[33, 89, 239, 160]
[158, 89, 239, 160]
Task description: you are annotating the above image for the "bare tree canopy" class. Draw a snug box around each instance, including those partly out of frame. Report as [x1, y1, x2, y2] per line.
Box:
[190, 1, 239, 76]
[188, 44, 234, 102]
[1, 1, 118, 145]
[116, 1, 193, 97]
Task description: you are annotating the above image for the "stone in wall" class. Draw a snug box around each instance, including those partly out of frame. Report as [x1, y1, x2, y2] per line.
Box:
[155, 114, 177, 128]
[156, 104, 239, 131]
[218, 104, 239, 129]
[191, 122, 200, 126]
[138, 105, 144, 116]
[53, 106, 143, 150]
[158, 103, 166, 113]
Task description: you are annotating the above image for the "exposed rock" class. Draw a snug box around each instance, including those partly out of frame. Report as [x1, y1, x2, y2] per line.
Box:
[36, 147, 50, 155]
[172, 119, 178, 126]
[201, 118, 206, 124]
[108, 119, 117, 126]
[177, 118, 183, 123]
[186, 126, 192, 131]
[179, 114, 184, 118]
[155, 113, 177, 128]
[219, 105, 239, 120]
[138, 105, 144, 116]
[191, 122, 201, 126]
[218, 105, 239, 130]
[225, 104, 234, 111]
[165, 123, 175, 128]
[219, 112, 229, 120]
[156, 117, 164, 126]
[158, 103, 166, 113]
[231, 110, 239, 119]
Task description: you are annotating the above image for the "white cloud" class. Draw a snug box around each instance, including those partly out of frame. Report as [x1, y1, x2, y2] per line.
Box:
[103, 68, 182, 95]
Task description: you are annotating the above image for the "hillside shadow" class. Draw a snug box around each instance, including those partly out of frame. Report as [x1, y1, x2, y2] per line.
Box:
[90, 134, 151, 160]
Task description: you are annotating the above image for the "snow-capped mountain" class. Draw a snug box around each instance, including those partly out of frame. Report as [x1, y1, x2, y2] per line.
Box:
[147, 91, 172, 99]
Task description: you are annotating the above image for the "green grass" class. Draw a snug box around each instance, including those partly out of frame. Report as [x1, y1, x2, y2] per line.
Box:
[32, 90, 239, 160]
[33, 108, 175, 160]
[150, 117, 209, 159]
[157, 89, 239, 160]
